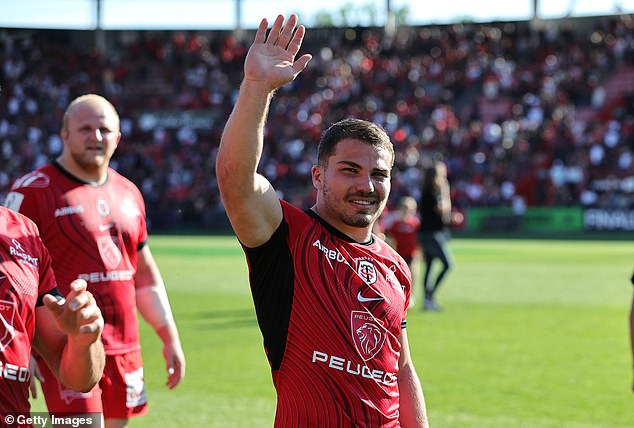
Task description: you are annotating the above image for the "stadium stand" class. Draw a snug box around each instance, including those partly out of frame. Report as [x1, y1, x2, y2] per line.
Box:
[0, 15, 632, 231]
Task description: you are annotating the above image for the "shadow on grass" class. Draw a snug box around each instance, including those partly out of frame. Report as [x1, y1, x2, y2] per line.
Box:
[185, 308, 257, 330]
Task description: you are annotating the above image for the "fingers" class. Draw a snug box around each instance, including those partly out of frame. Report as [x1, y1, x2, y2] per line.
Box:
[263, 14, 303, 50]
[28, 355, 43, 399]
[253, 18, 269, 44]
[276, 14, 299, 49]
[164, 347, 186, 389]
[42, 293, 65, 317]
[265, 15, 285, 45]
[77, 305, 104, 335]
[166, 360, 184, 389]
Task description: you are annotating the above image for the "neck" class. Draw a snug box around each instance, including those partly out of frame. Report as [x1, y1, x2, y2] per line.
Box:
[310, 205, 374, 244]
[56, 156, 107, 185]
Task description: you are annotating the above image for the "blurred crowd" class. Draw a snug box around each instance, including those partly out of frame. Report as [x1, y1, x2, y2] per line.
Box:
[1, 15, 633, 231]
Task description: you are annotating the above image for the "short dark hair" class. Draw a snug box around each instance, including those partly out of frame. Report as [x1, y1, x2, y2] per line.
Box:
[317, 118, 394, 167]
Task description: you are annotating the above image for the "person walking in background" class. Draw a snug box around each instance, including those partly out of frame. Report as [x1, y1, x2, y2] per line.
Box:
[0, 205, 105, 423]
[4, 94, 185, 428]
[418, 159, 453, 311]
[385, 196, 421, 305]
[216, 14, 428, 427]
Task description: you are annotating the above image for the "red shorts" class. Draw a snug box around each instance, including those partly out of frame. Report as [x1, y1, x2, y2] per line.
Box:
[37, 350, 148, 420]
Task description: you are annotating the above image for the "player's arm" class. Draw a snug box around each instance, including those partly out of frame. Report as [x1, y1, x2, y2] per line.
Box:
[397, 328, 429, 428]
[33, 280, 105, 392]
[135, 244, 186, 389]
[216, 14, 311, 248]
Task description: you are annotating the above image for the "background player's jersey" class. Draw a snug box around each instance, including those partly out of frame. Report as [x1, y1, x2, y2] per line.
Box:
[5, 162, 147, 355]
[0, 207, 57, 416]
[244, 200, 411, 427]
[385, 217, 421, 260]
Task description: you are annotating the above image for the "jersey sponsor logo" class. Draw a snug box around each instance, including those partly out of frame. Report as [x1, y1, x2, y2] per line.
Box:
[54, 205, 84, 217]
[0, 299, 17, 351]
[312, 239, 345, 263]
[11, 171, 50, 189]
[58, 383, 93, 404]
[78, 270, 134, 283]
[4, 192, 24, 211]
[351, 311, 386, 361]
[96, 199, 110, 217]
[125, 367, 147, 407]
[0, 360, 30, 383]
[9, 239, 39, 267]
[357, 259, 377, 285]
[311, 350, 397, 385]
[120, 197, 141, 218]
[97, 236, 123, 270]
[356, 291, 383, 303]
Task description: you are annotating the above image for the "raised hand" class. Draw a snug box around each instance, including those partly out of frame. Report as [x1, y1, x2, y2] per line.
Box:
[244, 14, 312, 91]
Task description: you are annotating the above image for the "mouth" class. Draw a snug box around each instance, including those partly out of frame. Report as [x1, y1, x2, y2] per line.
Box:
[86, 146, 105, 154]
[349, 198, 377, 210]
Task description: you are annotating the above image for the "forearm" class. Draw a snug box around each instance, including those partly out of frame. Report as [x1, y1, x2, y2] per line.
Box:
[217, 79, 273, 190]
[398, 362, 429, 428]
[136, 282, 176, 334]
[58, 338, 105, 392]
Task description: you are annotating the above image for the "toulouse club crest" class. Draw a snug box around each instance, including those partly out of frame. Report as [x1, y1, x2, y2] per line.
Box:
[0, 299, 17, 351]
[97, 236, 123, 269]
[357, 259, 378, 285]
[350, 310, 386, 361]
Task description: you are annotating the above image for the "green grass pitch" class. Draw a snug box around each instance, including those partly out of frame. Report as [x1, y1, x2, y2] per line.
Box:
[30, 235, 634, 427]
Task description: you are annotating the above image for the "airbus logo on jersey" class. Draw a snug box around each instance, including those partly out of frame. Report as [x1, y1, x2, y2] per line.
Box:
[312, 239, 345, 263]
[54, 205, 84, 217]
[9, 239, 39, 267]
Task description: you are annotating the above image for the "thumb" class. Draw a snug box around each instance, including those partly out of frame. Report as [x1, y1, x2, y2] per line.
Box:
[293, 54, 312, 74]
[42, 294, 65, 317]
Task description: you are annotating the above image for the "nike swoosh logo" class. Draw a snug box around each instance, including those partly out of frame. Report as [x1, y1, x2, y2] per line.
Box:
[99, 223, 113, 232]
[357, 291, 383, 303]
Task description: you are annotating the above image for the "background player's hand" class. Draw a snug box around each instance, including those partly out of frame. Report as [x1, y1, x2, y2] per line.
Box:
[163, 340, 186, 389]
[28, 354, 44, 399]
[244, 14, 312, 91]
[43, 279, 104, 347]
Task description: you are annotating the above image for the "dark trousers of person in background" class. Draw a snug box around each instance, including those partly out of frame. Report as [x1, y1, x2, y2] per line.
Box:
[420, 230, 452, 311]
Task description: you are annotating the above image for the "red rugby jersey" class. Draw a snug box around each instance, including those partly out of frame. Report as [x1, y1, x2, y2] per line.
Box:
[5, 162, 147, 355]
[385, 216, 421, 260]
[0, 206, 57, 418]
[244, 200, 411, 427]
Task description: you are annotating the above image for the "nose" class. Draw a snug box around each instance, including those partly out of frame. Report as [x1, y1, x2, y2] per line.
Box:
[354, 173, 375, 194]
[90, 128, 104, 141]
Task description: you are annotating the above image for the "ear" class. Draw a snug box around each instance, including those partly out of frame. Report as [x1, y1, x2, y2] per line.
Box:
[311, 165, 323, 190]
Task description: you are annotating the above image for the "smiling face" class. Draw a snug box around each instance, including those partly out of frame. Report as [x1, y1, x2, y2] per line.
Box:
[58, 94, 121, 183]
[311, 138, 392, 242]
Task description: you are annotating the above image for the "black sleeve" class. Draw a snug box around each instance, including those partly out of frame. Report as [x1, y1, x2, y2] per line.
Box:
[243, 220, 295, 371]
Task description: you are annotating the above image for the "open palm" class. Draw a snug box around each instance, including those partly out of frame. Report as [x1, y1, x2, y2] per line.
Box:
[244, 14, 312, 91]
